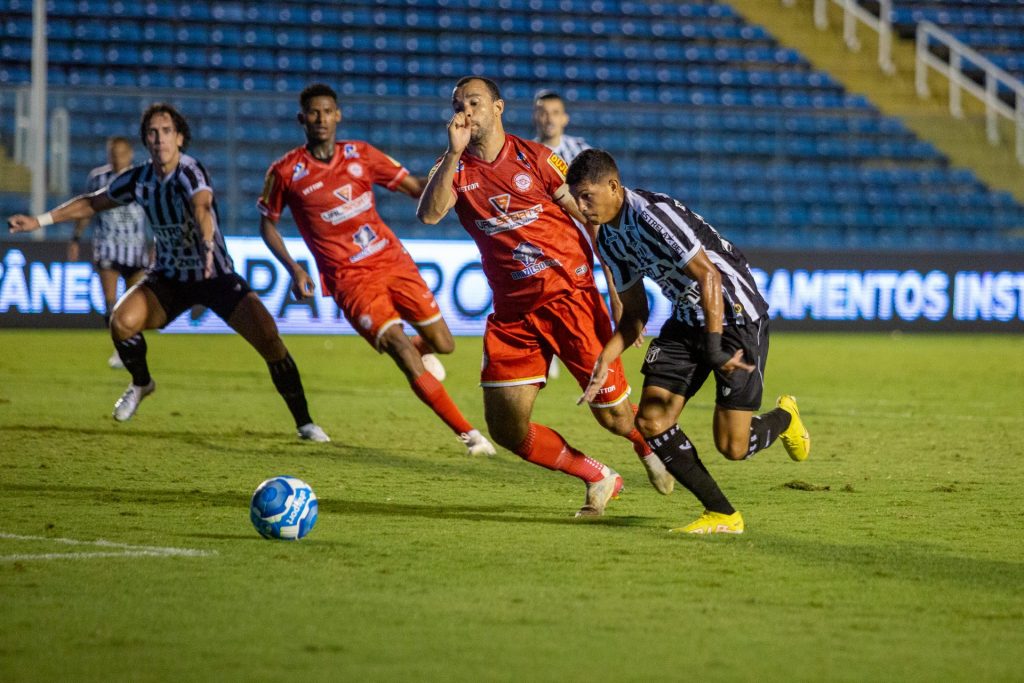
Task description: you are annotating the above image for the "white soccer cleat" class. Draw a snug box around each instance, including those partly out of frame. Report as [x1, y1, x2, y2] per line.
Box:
[642, 453, 675, 495]
[575, 468, 624, 517]
[547, 357, 561, 379]
[297, 423, 331, 443]
[460, 429, 496, 456]
[421, 353, 446, 382]
[107, 350, 125, 370]
[112, 380, 155, 422]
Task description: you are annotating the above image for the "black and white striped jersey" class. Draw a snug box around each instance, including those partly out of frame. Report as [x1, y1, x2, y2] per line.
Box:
[596, 187, 768, 328]
[107, 154, 235, 282]
[84, 164, 149, 268]
[537, 134, 591, 164]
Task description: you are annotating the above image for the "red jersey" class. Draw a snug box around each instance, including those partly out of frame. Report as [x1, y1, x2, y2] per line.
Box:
[258, 141, 409, 293]
[442, 134, 596, 317]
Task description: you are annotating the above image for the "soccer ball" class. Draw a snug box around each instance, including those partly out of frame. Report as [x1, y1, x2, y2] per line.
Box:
[249, 476, 318, 540]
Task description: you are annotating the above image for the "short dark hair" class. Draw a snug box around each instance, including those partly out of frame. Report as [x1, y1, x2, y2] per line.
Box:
[454, 76, 501, 101]
[534, 89, 562, 104]
[139, 103, 190, 151]
[299, 83, 338, 111]
[107, 135, 132, 148]
[566, 149, 620, 187]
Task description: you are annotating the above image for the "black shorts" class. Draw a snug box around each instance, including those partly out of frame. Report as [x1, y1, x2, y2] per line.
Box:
[641, 316, 769, 411]
[141, 272, 253, 327]
[95, 260, 146, 280]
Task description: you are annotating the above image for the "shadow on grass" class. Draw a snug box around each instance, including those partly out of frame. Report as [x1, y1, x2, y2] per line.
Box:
[6, 482, 656, 528]
[751, 533, 1024, 594]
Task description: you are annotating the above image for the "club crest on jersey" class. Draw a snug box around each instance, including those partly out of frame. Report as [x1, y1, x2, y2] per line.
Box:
[513, 173, 532, 191]
[645, 346, 661, 364]
[343, 143, 359, 159]
[510, 242, 560, 281]
[348, 162, 364, 178]
[292, 162, 309, 181]
[489, 194, 511, 214]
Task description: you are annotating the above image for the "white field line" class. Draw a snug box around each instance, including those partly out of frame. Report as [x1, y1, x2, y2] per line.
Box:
[0, 532, 217, 562]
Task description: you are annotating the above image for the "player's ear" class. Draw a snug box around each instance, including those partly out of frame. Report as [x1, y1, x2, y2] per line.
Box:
[494, 98, 505, 115]
[297, 112, 306, 126]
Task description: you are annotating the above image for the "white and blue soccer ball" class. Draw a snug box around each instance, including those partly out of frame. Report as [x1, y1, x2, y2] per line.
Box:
[250, 476, 318, 540]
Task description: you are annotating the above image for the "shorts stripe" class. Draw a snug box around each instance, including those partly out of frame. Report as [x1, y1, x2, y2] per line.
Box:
[373, 317, 404, 348]
[413, 312, 443, 327]
[588, 386, 632, 408]
[480, 376, 548, 388]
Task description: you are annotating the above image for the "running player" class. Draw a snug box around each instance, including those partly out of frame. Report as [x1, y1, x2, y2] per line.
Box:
[68, 136, 151, 369]
[7, 103, 329, 442]
[568, 149, 811, 534]
[533, 90, 592, 164]
[257, 83, 495, 456]
[417, 77, 674, 516]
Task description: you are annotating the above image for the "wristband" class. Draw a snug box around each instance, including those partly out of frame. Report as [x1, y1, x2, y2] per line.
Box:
[36, 212, 54, 227]
[704, 332, 732, 368]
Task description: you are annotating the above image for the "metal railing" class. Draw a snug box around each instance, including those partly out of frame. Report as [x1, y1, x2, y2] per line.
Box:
[806, 0, 895, 75]
[916, 20, 1024, 166]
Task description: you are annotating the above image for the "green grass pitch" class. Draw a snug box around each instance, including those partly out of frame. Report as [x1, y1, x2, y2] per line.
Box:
[1, 329, 1022, 681]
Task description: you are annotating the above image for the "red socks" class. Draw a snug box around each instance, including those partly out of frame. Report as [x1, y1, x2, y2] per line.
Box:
[515, 423, 606, 483]
[410, 372, 474, 436]
[628, 402, 653, 458]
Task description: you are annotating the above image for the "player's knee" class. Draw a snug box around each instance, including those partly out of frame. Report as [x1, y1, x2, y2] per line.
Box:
[485, 416, 527, 451]
[430, 334, 455, 355]
[717, 440, 748, 461]
[109, 309, 140, 341]
[593, 403, 634, 436]
[635, 410, 672, 439]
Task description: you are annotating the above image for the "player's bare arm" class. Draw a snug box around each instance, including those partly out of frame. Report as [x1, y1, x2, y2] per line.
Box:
[191, 189, 218, 279]
[684, 249, 754, 375]
[416, 112, 468, 224]
[7, 190, 117, 234]
[68, 216, 90, 260]
[396, 174, 428, 199]
[579, 280, 649, 405]
[259, 215, 316, 298]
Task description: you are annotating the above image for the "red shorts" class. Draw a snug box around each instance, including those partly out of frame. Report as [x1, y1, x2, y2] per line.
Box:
[331, 251, 442, 349]
[481, 287, 631, 408]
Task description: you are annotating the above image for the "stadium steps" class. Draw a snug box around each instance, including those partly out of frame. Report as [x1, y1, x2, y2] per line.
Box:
[727, 0, 1024, 206]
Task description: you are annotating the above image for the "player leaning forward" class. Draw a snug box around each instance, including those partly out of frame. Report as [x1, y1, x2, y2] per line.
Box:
[417, 77, 674, 517]
[7, 103, 329, 442]
[257, 83, 494, 456]
[568, 149, 810, 534]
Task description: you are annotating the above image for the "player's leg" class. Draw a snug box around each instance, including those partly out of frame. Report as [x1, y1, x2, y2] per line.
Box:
[392, 256, 453, 381]
[97, 265, 125, 368]
[408, 318, 452, 382]
[376, 324, 493, 455]
[108, 281, 168, 420]
[543, 289, 672, 493]
[483, 383, 622, 517]
[219, 288, 326, 441]
[711, 317, 808, 462]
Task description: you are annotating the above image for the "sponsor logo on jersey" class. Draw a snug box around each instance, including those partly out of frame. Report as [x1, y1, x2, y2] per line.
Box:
[301, 180, 324, 196]
[457, 182, 479, 193]
[513, 172, 532, 191]
[343, 143, 359, 159]
[384, 154, 402, 167]
[515, 150, 532, 169]
[510, 242, 560, 280]
[321, 186, 374, 225]
[489, 194, 511, 214]
[574, 264, 589, 276]
[359, 314, 374, 330]
[547, 153, 568, 178]
[347, 162, 364, 178]
[292, 162, 309, 181]
[349, 224, 389, 263]
[474, 204, 545, 235]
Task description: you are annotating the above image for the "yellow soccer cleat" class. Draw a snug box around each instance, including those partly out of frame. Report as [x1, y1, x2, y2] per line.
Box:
[670, 510, 745, 534]
[776, 394, 811, 462]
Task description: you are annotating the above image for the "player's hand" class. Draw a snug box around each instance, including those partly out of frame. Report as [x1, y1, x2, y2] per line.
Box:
[577, 358, 611, 405]
[718, 348, 755, 376]
[67, 240, 80, 261]
[447, 112, 471, 154]
[291, 269, 316, 299]
[7, 214, 39, 234]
